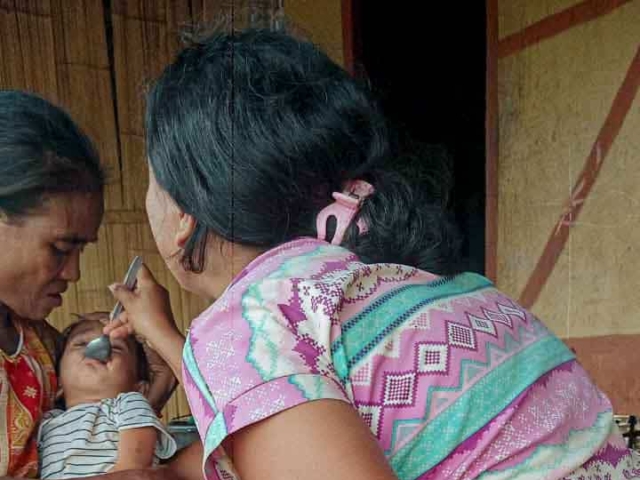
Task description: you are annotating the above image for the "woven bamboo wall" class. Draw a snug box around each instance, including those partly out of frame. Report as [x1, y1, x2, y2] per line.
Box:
[285, 0, 343, 66]
[0, 0, 283, 420]
[489, 0, 640, 412]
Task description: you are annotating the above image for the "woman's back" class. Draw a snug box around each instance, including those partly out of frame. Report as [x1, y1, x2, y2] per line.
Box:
[184, 238, 636, 479]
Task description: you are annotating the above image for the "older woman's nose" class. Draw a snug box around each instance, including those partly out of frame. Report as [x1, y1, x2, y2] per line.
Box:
[60, 249, 81, 282]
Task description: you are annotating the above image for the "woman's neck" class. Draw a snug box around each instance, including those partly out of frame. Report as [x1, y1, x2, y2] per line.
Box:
[0, 305, 20, 355]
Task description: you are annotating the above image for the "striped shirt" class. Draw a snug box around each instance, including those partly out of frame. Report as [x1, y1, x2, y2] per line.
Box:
[38, 392, 176, 479]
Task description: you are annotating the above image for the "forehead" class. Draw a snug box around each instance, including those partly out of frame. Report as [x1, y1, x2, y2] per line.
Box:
[66, 319, 104, 339]
[29, 193, 103, 243]
[67, 318, 136, 350]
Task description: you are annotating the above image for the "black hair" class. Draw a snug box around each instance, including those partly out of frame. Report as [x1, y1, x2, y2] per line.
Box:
[0, 90, 104, 219]
[145, 28, 460, 274]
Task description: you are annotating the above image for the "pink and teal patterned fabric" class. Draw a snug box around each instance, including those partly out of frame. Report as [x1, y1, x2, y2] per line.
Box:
[182, 238, 638, 479]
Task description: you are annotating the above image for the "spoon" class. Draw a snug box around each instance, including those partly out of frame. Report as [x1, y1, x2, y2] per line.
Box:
[84, 256, 143, 362]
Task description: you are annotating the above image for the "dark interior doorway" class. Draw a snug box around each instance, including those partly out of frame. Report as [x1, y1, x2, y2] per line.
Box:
[346, 1, 487, 273]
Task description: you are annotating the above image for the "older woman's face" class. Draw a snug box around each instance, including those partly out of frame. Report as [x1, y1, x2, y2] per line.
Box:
[0, 192, 103, 320]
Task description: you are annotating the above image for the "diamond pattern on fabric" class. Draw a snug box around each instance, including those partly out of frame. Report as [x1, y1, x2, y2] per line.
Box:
[409, 312, 432, 330]
[483, 308, 513, 328]
[468, 313, 497, 337]
[358, 404, 383, 437]
[383, 372, 417, 406]
[352, 362, 372, 386]
[447, 321, 477, 350]
[416, 343, 449, 374]
[497, 302, 527, 320]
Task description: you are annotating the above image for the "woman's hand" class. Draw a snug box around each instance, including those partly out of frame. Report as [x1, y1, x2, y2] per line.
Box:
[105, 263, 177, 345]
[104, 263, 185, 383]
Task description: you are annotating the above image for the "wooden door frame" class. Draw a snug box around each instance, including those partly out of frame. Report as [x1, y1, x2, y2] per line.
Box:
[341, 0, 362, 77]
[486, 0, 499, 282]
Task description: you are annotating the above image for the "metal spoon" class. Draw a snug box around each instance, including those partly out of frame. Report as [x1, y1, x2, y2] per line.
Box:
[84, 256, 143, 362]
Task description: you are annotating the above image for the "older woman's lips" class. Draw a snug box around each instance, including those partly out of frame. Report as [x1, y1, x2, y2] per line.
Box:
[47, 285, 67, 306]
[47, 293, 63, 306]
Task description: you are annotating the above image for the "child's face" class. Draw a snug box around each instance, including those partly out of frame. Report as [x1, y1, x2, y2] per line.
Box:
[59, 318, 142, 401]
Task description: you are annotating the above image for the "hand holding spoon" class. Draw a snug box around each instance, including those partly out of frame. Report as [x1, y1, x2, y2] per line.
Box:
[84, 256, 143, 362]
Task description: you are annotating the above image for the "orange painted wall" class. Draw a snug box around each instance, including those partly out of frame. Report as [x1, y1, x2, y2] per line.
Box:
[491, 0, 640, 413]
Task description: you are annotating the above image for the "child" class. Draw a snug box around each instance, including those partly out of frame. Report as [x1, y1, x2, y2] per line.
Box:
[38, 313, 176, 479]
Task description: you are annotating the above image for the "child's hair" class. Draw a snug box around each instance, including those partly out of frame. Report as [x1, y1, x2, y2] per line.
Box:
[145, 28, 461, 275]
[58, 314, 150, 383]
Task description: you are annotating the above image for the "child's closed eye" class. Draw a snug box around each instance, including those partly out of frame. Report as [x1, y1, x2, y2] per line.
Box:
[111, 343, 128, 354]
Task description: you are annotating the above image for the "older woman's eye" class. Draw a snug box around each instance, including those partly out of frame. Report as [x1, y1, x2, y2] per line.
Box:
[51, 245, 71, 257]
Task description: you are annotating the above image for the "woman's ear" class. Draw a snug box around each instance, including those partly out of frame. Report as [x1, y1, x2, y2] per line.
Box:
[175, 212, 197, 249]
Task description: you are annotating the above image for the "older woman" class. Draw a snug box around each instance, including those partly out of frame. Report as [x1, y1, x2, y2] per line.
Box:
[0, 91, 196, 480]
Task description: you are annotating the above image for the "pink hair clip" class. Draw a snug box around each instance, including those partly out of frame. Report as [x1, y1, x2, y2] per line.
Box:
[316, 179, 375, 245]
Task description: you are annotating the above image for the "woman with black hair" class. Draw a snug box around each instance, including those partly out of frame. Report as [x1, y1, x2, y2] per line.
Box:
[108, 29, 637, 480]
[0, 91, 190, 480]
